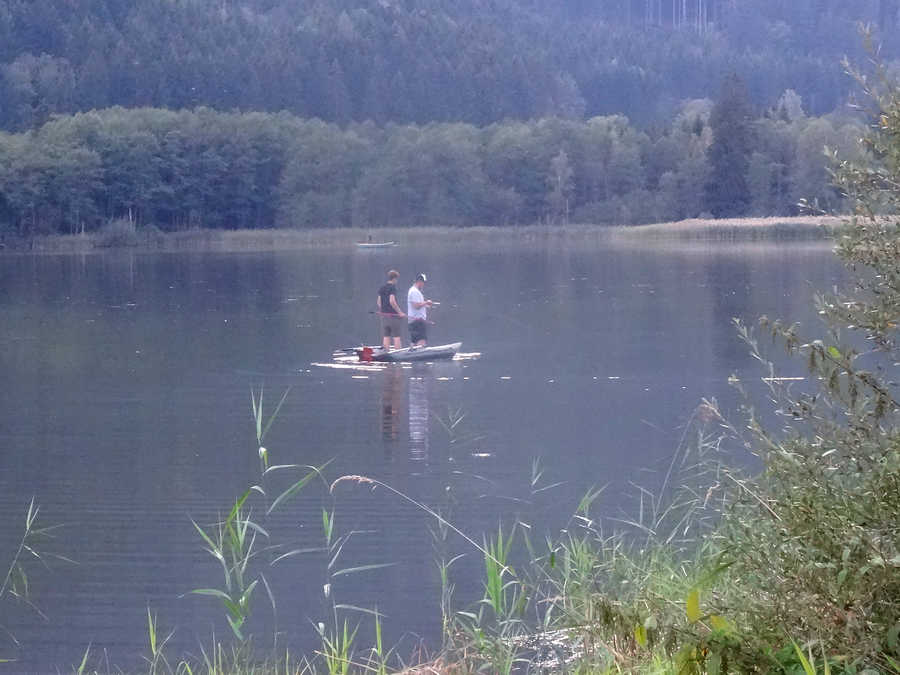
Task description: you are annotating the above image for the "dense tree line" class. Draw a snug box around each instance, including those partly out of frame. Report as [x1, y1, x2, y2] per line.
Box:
[0, 0, 897, 131]
[0, 96, 862, 236]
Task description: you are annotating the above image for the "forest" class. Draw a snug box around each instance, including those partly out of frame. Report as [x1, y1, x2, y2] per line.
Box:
[0, 84, 863, 235]
[0, 0, 897, 130]
[0, 0, 892, 234]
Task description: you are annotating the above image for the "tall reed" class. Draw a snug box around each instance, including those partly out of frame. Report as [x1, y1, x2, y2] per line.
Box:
[1, 498, 70, 663]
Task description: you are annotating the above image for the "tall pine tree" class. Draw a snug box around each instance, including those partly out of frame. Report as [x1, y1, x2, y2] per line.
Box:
[705, 73, 753, 217]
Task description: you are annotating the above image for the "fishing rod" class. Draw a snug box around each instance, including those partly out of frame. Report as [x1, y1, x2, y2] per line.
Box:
[370, 298, 440, 320]
[338, 301, 441, 354]
[368, 311, 436, 325]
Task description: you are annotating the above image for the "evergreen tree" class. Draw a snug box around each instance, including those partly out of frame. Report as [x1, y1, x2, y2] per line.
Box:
[705, 73, 753, 217]
[0, 0, 895, 129]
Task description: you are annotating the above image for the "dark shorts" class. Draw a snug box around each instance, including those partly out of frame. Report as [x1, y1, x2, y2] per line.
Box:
[381, 313, 404, 338]
[409, 319, 427, 344]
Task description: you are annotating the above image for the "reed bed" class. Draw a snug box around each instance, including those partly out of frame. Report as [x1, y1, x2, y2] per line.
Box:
[3, 216, 842, 254]
[611, 215, 844, 240]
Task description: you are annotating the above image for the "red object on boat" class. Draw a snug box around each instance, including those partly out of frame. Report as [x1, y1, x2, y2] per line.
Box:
[359, 346, 374, 362]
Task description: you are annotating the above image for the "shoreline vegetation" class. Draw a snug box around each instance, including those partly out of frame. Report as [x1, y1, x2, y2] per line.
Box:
[1, 217, 843, 254]
[0, 102, 861, 241]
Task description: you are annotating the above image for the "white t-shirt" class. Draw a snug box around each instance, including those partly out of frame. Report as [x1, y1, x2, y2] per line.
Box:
[407, 285, 426, 321]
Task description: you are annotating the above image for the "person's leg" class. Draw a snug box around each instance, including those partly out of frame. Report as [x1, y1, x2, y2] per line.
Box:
[410, 319, 427, 347]
[391, 316, 403, 349]
[408, 320, 421, 347]
[382, 317, 391, 350]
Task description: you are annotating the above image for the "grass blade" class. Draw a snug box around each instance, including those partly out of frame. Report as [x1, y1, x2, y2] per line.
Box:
[331, 562, 397, 577]
[268, 463, 331, 515]
[261, 387, 291, 441]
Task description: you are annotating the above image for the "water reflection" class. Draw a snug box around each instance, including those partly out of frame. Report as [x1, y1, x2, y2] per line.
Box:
[408, 370, 430, 464]
[380, 365, 404, 454]
[377, 364, 434, 464]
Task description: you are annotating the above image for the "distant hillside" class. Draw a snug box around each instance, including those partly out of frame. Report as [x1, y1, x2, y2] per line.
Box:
[0, 0, 896, 129]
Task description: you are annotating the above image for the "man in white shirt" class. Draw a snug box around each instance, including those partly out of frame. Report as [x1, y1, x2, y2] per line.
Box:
[407, 273, 433, 346]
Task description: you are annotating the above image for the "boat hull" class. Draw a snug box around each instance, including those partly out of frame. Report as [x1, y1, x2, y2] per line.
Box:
[356, 241, 396, 249]
[359, 342, 462, 362]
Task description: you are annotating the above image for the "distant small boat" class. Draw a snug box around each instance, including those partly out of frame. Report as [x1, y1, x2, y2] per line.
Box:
[356, 241, 396, 249]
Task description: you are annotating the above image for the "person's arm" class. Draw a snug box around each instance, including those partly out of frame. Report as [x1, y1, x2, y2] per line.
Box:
[376, 295, 382, 312]
[390, 294, 405, 316]
[408, 289, 430, 310]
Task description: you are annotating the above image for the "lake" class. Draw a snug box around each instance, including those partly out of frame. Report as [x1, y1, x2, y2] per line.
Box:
[0, 239, 844, 672]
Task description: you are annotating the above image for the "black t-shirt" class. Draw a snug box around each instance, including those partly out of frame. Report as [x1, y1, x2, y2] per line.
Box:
[378, 282, 398, 314]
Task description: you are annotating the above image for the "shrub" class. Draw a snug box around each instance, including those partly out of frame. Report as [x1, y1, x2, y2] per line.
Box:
[708, 46, 900, 669]
[95, 218, 138, 248]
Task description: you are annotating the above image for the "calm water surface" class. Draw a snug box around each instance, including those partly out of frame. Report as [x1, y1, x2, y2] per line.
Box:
[0, 240, 843, 671]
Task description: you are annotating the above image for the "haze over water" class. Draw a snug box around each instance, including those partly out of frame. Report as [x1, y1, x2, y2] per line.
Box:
[0, 240, 843, 671]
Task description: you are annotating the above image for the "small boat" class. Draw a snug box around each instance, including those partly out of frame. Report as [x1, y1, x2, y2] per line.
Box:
[356, 241, 396, 249]
[334, 342, 462, 362]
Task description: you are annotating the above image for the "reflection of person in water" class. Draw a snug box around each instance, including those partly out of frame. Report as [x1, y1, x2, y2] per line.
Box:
[408, 372, 429, 463]
[381, 366, 404, 451]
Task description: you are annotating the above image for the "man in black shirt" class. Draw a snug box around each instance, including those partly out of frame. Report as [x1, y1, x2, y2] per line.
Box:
[376, 269, 406, 350]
